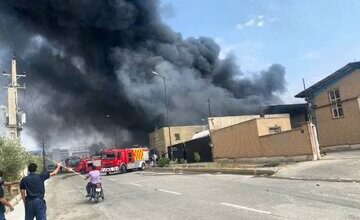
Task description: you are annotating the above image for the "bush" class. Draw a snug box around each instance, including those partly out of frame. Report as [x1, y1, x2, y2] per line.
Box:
[0, 137, 27, 181]
[194, 152, 201, 163]
[169, 159, 178, 165]
[158, 157, 170, 167]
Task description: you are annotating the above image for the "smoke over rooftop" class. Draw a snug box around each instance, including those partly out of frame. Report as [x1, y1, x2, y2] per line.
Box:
[0, 0, 286, 148]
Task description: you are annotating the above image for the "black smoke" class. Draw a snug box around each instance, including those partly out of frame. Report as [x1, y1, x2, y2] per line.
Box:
[0, 0, 286, 147]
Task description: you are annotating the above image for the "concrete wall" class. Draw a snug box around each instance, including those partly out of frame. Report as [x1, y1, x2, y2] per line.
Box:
[149, 126, 204, 156]
[259, 123, 314, 157]
[212, 118, 316, 161]
[208, 114, 289, 130]
[212, 119, 261, 158]
[314, 70, 360, 148]
[256, 117, 291, 136]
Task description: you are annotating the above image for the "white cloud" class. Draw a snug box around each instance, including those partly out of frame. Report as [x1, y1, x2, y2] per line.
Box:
[244, 19, 255, 27]
[257, 21, 264, 27]
[236, 15, 267, 31]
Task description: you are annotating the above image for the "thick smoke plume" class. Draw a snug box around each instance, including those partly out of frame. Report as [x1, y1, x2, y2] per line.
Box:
[0, 0, 286, 148]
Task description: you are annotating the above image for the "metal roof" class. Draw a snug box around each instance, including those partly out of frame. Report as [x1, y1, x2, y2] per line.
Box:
[261, 103, 307, 113]
[295, 61, 360, 98]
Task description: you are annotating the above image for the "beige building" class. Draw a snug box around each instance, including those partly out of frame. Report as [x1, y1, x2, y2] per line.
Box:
[149, 125, 204, 156]
[296, 62, 360, 150]
[212, 116, 319, 162]
[208, 114, 290, 130]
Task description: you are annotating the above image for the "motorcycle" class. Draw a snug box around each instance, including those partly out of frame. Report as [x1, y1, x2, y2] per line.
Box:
[89, 183, 105, 203]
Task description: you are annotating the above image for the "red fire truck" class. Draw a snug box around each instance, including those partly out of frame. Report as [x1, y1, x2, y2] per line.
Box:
[100, 148, 149, 175]
[75, 157, 102, 174]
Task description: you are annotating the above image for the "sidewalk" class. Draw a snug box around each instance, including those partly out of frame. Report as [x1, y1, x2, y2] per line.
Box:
[274, 150, 360, 182]
[148, 166, 276, 175]
[6, 195, 24, 220]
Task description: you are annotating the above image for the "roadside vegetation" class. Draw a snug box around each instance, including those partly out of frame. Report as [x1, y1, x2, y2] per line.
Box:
[158, 157, 170, 167]
[0, 137, 43, 181]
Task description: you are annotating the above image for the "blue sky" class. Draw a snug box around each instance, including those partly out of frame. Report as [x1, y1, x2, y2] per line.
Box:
[160, 0, 360, 102]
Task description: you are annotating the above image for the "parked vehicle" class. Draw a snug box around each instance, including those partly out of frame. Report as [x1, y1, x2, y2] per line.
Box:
[65, 156, 81, 173]
[47, 164, 56, 172]
[76, 158, 102, 174]
[100, 147, 149, 175]
[89, 183, 104, 203]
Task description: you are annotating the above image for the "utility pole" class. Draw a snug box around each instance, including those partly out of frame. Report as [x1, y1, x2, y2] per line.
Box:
[302, 78, 313, 123]
[152, 71, 173, 159]
[42, 140, 46, 172]
[3, 55, 26, 141]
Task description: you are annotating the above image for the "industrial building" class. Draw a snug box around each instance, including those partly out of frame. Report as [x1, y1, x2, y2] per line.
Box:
[69, 147, 90, 158]
[149, 125, 204, 156]
[296, 62, 360, 151]
[208, 114, 290, 131]
[261, 104, 309, 128]
[50, 148, 70, 163]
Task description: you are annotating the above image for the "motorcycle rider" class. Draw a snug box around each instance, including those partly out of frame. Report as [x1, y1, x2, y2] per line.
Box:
[84, 165, 101, 197]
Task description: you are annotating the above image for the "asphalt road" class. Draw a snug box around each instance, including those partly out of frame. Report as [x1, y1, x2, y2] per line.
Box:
[23, 171, 360, 220]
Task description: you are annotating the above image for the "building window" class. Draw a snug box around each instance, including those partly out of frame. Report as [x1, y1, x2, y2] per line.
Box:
[269, 126, 281, 134]
[329, 89, 343, 118]
[174, 133, 181, 141]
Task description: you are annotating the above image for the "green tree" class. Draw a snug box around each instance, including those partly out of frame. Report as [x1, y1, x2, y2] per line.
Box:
[0, 137, 27, 181]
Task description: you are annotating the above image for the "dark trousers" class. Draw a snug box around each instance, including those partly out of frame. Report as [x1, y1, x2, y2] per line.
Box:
[0, 212, 5, 220]
[86, 182, 95, 195]
[25, 198, 47, 220]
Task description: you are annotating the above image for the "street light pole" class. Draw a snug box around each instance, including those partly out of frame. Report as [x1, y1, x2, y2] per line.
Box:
[42, 139, 46, 172]
[106, 115, 117, 148]
[152, 71, 173, 159]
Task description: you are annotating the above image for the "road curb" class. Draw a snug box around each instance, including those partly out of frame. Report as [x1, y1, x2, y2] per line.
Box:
[148, 167, 276, 176]
[267, 176, 360, 183]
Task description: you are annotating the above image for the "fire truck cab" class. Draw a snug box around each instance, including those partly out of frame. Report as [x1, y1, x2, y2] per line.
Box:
[76, 157, 102, 174]
[101, 148, 149, 175]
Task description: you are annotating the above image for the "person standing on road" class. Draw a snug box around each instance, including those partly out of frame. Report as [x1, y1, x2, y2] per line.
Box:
[20, 163, 61, 220]
[84, 165, 101, 197]
[152, 154, 158, 166]
[0, 171, 15, 220]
